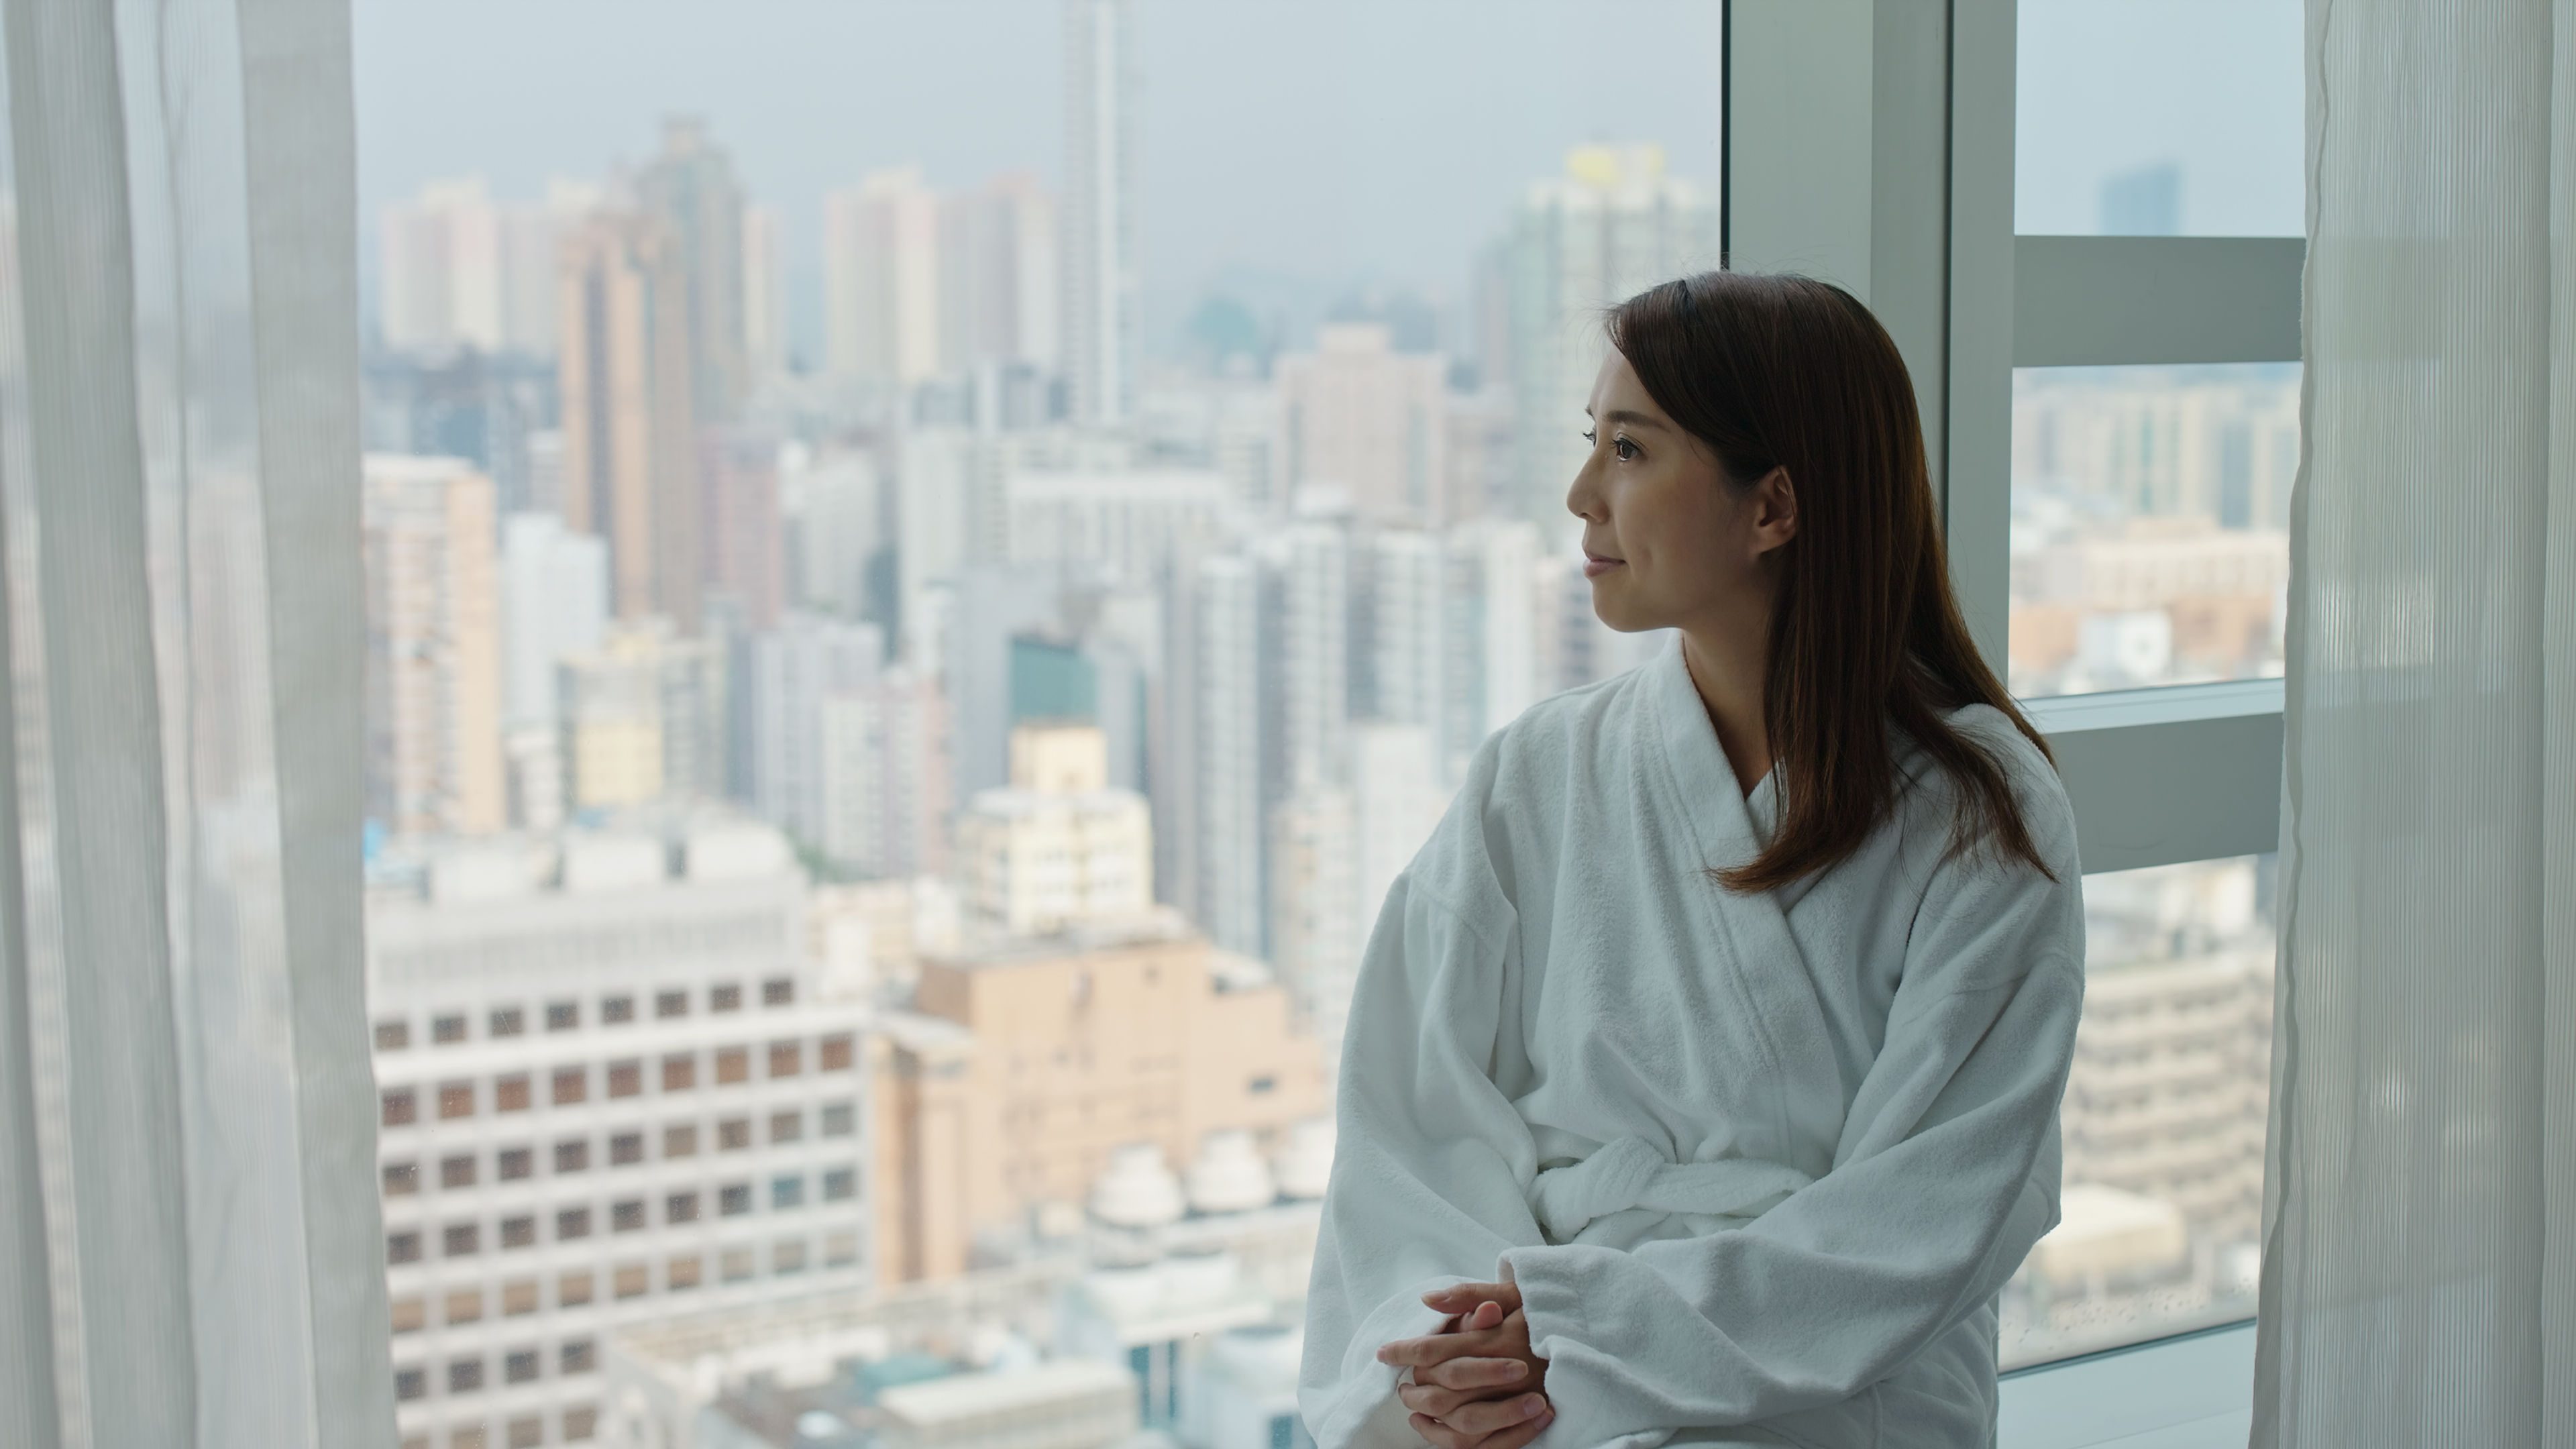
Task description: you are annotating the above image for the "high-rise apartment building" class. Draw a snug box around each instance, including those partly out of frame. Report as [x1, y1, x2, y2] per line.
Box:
[637, 116, 752, 422]
[826, 168, 944, 388]
[747, 614, 885, 847]
[1276, 323, 1451, 527]
[816, 666, 953, 881]
[955, 724, 1152, 938]
[698, 430, 784, 631]
[379, 176, 557, 357]
[368, 823, 870, 1449]
[941, 172, 1061, 373]
[780, 445, 886, 621]
[1265, 786, 1355, 1046]
[1499, 144, 1718, 521]
[1440, 520, 1544, 776]
[557, 623, 724, 811]
[365, 453, 507, 837]
[1189, 555, 1265, 959]
[1062, 0, 1137, 425]
[742, 204, 789, 384]
[873, 918, 1326, 1281]
[557, 211, 702, 628]
[500, 513, 610, 731]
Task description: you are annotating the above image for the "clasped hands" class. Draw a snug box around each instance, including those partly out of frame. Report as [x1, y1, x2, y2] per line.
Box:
[1375, 1280, 1554, 1449]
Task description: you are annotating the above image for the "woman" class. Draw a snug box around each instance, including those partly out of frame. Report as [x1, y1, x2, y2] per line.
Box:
[1297, 272, 2084, 1449]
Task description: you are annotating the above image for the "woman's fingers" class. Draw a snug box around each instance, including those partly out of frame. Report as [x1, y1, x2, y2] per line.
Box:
[1416, 1355, 1530, 1392]
[1405, 1395, 1554, 1449]
[1397, 1381, 1466, 1419]
[1421, 1281, 1524, 1316]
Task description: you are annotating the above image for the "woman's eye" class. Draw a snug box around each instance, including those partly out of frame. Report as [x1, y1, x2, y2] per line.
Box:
[1613, 437, 1640, 461]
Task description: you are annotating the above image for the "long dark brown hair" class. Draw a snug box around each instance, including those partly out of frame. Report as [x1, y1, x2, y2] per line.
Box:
[1606, 270, 2055, 892]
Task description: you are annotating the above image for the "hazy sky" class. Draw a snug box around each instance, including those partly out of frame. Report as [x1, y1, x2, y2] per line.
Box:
[354, 0, 2301, 359]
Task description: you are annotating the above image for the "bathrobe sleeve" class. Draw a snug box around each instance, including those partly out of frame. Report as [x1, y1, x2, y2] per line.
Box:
[1299, 853, 1554, 1449]
[1501, 827, 2086, 1440]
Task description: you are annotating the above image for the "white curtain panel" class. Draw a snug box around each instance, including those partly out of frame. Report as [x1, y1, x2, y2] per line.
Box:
[0, 0, 390, 1446]
[2257, 0, 2575, 1444]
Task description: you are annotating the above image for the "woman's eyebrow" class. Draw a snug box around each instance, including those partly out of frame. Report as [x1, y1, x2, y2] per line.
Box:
[1599, 409, 1671, 431]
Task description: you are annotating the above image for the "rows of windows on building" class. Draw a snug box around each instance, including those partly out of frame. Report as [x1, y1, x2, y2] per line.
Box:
[354, 7, 2290, 1446]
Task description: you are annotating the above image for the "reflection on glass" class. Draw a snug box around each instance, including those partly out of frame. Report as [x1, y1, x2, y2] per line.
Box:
[2000, 855, 2276, 1369]
[2017, 0, 2303, 236]
[2008, 364, 2297, 697]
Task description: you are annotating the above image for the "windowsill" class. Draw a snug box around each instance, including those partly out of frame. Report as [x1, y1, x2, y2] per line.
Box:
[2021, 676, 2284, 735]
[1998, 1318, 2255, 1449]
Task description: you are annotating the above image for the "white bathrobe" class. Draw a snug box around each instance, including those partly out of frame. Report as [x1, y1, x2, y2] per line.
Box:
[1299, 638, 2084, 1449]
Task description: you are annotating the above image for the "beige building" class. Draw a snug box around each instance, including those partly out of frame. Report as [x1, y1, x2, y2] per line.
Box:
[871, 921, 1329, 1282]
[1276, 323, 1451, 526]
[557, 210, 702, 629]
[955, 724, 1152, 938]
[365, 453, 506, 837]
[557, 623, 724, 812]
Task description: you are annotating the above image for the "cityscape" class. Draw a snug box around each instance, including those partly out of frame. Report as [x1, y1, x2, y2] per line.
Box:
[357, 5, 2282, 1447]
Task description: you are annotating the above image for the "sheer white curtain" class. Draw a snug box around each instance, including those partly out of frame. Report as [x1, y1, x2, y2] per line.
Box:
[2256, 0, 2575, 1443]
[0, 0, 390, 1445]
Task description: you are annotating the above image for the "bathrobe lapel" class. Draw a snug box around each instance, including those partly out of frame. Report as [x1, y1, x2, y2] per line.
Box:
[1640, 640, 1847, 1176]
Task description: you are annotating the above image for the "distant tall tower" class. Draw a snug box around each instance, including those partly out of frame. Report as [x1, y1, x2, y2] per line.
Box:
[363, 454, 506, 837]
[824, 168, 944, 387]
[637, 117, 751, 420]
[1062, 0, 1138, 426]
[557, 211, 702, 627]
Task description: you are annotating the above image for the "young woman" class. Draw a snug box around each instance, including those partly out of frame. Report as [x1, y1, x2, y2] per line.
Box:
[1298, 272, 2084, 1449]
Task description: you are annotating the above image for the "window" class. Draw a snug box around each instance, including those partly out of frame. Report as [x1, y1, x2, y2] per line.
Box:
[772, 1239, 806, 1275]
[717, 1118, 751, 1151]
[714, 1047, 748, 1085]
[663, 1124, 699, 1158]
[609, 1131, 643, 1165]
[441, 1154, 476, 1189]
[551, 1067, 586, 1106]
[448, 1357, 484, 1393]
[820, 1103, 855, 1138]
[720, 1248, 755, 1283]
[557, 1271, 594, 1307]
[822, 1168, 856, 1202]
[375, 1020, 411, 1051]
[508, 1419, 543, 1449]
[554, 1139, 589, 1173]
[769, 1110, 802, 1144]
[390, 1296, 425, 1333]
[494, 1073, 531, 1112]
[667, 1191, 700, 1224]
[504, 1348, 540, 1384]
[719, 1184, 751, 1217]
[824, 1231, 859, 1267]
[771, 1175, 804, 1210]
[556, 1208, 591, 1242]
[612, 1199, 646, 1232]
[1249, 1075, 1277, 1094]
[563, 1406, 598, 1441]
[655, 989, 688, 1020]
[612, 1265, 648, 1299]
[606, 1059, 641, 1097]
[546, 1001, 579, 1032]
[383, 1161, 419, 1196]
[600, 996, 633, 1025]
[761, 978, 794, 1007]
[710, 983, 742, 1013]
[437, 1081, 474, 1119]
[767, 1041, 802, 1079]
[498, 1146, 533, 1181]
[661, 1053, 696, 1091]
[502, 1280, 539, 1316]
[501, 1215, 536, 1249]
[433, 1014, 467, 1044]
[394, 1367, 426, 1402]
[819, 1034, 854, 1071]
[490, 1006, 525, 1038]
[386, 1230, 421, 1266]
[445, 1288, 483, 1325]
[443, 1223, 480, 1257]
[667, 1254, 703, 1290]
[380, 1087, 417, 1128]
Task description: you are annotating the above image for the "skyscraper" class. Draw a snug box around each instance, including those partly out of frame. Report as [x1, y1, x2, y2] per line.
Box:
[364, 454, 507, 837]
[747, 614, 884, 846]
[698, 430, 784, 631]
[824, 168, 943, 388]
[742, 204, 789, 382]
[1062, 0, 1137, 426]
[378, 176, 557, 357]
[1499, 144, 1718, 521]
[1190, 554, 1264, 958]
[939, 172, 1061, 374]
[637, 117, 752, 421]
[557, 211, 702, 628]
[1276, 323, 1451, 526]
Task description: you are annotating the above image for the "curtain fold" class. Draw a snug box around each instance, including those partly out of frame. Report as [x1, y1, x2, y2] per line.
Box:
[2257, 0, 2576, 1444]
[0, 0, 386, 1445]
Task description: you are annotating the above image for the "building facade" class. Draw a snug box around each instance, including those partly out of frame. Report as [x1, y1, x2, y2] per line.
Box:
[366, 453, 507, 837]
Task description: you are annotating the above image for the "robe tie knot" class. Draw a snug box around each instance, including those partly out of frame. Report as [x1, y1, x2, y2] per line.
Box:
[1526, 1136, 1815, 1243]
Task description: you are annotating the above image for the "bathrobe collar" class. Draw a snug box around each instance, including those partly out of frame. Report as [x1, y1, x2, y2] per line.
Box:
[1644, 633, 1779, 869]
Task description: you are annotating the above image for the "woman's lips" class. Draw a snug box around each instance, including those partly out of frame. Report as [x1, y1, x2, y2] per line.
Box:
[1582, 555, 1625, 578]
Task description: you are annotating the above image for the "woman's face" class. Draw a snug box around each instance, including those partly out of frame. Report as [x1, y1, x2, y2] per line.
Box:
[1564, 349, 1796, 635]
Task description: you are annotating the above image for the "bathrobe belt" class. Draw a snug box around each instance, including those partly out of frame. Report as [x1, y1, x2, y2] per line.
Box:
[1527, 1136, 1817, 1243]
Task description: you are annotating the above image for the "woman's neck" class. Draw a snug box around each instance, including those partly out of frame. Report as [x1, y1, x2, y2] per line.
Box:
[1679, 625, 1772, 796]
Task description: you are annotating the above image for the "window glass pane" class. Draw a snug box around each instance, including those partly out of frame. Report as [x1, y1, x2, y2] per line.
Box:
[2001, 854, 2276, 1368]
[2017, 0, 2303, 236]
[2008, 364, 2296, 697]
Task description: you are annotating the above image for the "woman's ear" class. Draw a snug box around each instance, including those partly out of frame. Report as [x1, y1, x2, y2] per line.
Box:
[1752, 466, 1798, 551]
